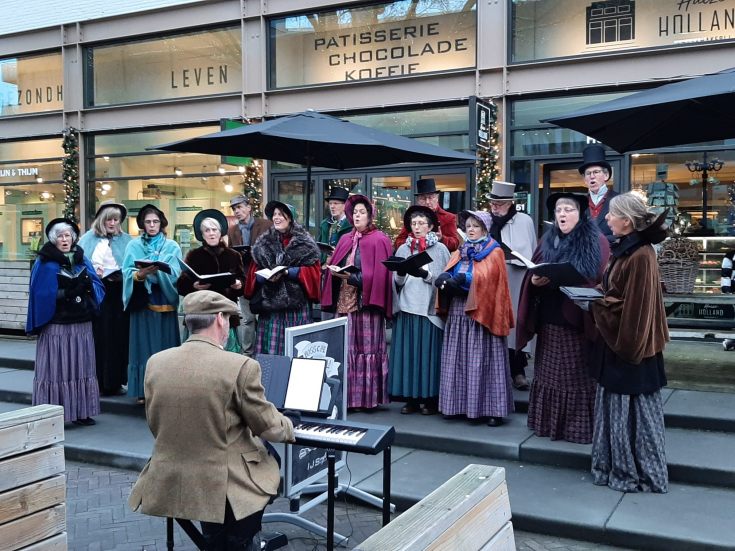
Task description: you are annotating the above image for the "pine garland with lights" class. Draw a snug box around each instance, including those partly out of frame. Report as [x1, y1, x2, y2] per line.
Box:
[242, 161, 263, 218]
[62, 127, 80, 223]
[474, 99, 499, 211]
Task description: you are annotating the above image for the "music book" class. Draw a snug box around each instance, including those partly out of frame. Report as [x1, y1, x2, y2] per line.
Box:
[256, 354, 328, 415]
[134, 260, 172, 274]
[316, 242, 335, 254]
[382, 251, 432, 272]
[509, 250, 586, 286]
[255, 265, 288, 280]
[232, 245, 252, 259]
[177, 258, 235, 287]
[329, 264, 359, 274]
[57, 266, 87, 285]
[560, 286, 603, 301]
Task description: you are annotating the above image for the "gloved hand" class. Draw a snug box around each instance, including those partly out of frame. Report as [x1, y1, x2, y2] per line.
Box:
[452, 272, 467, 287]
[434, 272, 452, 289]
[65, 276, 86, 299]
[396, 267, 408, 277]
[287, 267, 300, 280]
[408, 267, 429, 279]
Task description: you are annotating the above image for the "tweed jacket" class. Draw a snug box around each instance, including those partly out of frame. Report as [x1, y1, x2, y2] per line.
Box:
[227, 217, 272, 248]
[128, 335, 294, 523]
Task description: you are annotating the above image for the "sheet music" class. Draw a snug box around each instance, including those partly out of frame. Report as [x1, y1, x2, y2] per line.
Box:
[284, 358, 325, 412]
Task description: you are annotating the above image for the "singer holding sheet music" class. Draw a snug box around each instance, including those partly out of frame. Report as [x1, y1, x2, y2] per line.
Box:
[516, 193, 609, 444]
[177, 209, 246, 353]
[78, 201, 132, 396]
[122, 204, 182, 404]
[27, 218, 105, 425]
[322, 195, 393, 411]
[244, 201, 321, 355]
[435, 210, 514, 427]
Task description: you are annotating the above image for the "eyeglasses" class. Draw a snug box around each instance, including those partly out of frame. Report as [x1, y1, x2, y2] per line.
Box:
[144, 219, 161, 225]
[584, 169, 604, 177]
[490, 201, 510, 207]
[410, 220, 429, 227]
[555, 207, 578, 215]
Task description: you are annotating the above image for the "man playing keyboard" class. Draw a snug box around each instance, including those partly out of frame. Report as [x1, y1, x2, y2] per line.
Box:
[128, 290, 295, 551]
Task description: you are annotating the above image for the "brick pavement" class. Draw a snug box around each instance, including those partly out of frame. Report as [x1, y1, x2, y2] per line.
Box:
[65, 462, 628, 550]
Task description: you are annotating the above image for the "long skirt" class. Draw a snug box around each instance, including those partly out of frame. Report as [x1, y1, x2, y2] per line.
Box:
[439, 296, 513, 419]
[347, 310, 389, 409]
[591, 385, 668, 493]
[388, 312, 443, 400]
[33, 322, 101, 423]
[255, 305, 311, 356]
[527, 323, 596, 443]
[93, 277, 129, 394]
[128, 308, 180, 398]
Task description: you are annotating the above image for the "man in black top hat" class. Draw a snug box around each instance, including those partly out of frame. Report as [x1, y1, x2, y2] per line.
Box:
[579, 144, 618, 238]
[317, 186, 352, 263]
[394, 178, 461, 252]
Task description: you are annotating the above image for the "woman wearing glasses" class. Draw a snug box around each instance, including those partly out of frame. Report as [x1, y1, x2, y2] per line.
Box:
[516, 193, 609, 443]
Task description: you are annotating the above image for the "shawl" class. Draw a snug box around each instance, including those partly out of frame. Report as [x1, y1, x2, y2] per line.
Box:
[122, 233, 182, 309]
[247, 224, 320, 311]
[322, 227, 393, 314]
[78, 229, 132, 267]
[539, 218, 603, 281]
[26, 242, 105, 334]
[436, 237, 514, 336]
[592, 233, 669, 364]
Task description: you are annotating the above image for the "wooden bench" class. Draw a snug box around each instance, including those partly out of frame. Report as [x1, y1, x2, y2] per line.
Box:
[0, 260, 31, 332]
[0, 405, 67, 551]
[356, 464, 514, 551]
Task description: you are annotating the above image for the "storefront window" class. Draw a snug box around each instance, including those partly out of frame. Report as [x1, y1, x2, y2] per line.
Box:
[0, 138, 64, 261]
[512, 0, 735, 63]
[0, 52, 63, 116]
[88, 127, 260, 255]
[269, 0, 476, 88]
[87, 27, 241, 107]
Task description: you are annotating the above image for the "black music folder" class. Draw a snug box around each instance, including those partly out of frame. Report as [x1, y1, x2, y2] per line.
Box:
[560, 286, 603, 300]
[382, 251, 432, 272]
[177, 258, 235, 287]
[256, 354, 329, 415]
[134, 259, 172, 274]
[316, 242, 335, 254]
[509, 250, 586, 286]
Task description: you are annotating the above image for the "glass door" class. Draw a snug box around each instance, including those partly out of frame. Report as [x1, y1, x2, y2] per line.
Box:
[274, 176, 316, 234]
[417, 168, 471, 213]
[369, 173, 412, 242]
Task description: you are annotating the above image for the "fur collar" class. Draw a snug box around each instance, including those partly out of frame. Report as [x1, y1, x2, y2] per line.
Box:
[540, 218, 602, 281]
[253, 224, 320, 268]
[38, 241, 84, 267]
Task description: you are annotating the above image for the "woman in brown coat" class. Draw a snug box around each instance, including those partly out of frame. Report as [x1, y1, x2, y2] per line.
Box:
[587, 193, 670, 493]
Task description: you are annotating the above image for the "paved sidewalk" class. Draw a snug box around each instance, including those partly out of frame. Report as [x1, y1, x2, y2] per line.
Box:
[66, 462, 627, 551]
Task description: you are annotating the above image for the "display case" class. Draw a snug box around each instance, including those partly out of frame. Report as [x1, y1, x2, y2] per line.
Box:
[687, 236, 735, 294]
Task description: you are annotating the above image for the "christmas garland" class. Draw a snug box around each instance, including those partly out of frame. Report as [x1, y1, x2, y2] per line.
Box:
[62, 127, 80, 223]
[474, 99, 499, 211]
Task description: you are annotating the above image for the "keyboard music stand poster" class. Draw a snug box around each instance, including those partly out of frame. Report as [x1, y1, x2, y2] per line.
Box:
[284, 317, 348, 497]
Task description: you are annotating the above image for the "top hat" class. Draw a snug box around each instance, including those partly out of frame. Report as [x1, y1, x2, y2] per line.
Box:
[193, 209, 229, 242]
[45, 218, 81, 240]
[94, 201, 127, 223]
[264, 200, 296, 222]
[229, 194, 250, 208]
[345, 194, 373, 225]
[546, 192, 589, 219]
[136, 204, 169, 230]
[183, 290, 240, 317]
[489, 181, 516, 201]
[326, 187, 350, 202]
[578, 144, 612, 177]
[458, 210, 493, 233]
[414, 178, 439, 196]
[403, 205, 439, 233]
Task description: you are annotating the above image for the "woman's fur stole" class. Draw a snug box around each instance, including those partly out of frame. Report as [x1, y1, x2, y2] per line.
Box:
[539, 218, 601, 281]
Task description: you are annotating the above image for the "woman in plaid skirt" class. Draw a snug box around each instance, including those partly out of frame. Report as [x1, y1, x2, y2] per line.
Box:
[435, 210, 515, 427]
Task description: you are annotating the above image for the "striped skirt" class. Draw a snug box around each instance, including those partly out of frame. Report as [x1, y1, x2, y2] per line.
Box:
[347, 310, 388, 409]
[439, 297, 513, 419]
[255, 305, 311, 356]
[33, 322, 100, 423]
[527, 323, 596, 444]
[388, 312, 443, 400]
[591, 385, 668, 493]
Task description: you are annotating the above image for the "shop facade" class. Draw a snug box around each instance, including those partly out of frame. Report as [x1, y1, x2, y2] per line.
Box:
[1, 0, 734, 266]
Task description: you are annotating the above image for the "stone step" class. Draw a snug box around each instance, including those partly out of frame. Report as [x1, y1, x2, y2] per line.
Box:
[0, 399, 730, 551]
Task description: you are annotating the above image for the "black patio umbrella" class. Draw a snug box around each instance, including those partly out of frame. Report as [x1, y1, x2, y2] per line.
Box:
[152, 110, 476, 229]
[543, 66, 735, 153]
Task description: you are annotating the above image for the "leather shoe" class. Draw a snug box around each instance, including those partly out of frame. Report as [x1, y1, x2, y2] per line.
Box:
[420, 405, 437, 416]
[513, 374, 530, 391]
[401, 402, 419, 415]
[72, 418, 96, 426]
[487, 417, 504, 427]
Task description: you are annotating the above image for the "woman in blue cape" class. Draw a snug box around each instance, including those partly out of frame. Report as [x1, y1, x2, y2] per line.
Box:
[78, 201, 132, 395]
[122, 204, 182, 403]
[26, 218, 105, 425]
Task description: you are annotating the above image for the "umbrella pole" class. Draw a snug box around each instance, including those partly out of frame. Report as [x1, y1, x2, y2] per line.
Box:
[304, 143, 313, 233]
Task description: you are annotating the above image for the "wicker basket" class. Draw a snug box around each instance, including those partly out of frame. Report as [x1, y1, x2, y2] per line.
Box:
[658, 250, 699, 294]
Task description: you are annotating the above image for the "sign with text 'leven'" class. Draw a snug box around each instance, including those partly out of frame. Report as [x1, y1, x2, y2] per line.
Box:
[272, 10, 476, 88]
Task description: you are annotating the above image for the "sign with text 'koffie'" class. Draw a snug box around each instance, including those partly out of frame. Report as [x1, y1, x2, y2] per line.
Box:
[270, 4, 476, 88]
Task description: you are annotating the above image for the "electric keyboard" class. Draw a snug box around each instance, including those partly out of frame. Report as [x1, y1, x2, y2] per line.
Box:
[293, 417, 395, 455]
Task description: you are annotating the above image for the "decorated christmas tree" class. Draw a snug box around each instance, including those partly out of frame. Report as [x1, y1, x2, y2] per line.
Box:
[474, 99, 499, 211]
[241, 160, 263, 218]
[62, 127, 80, 223]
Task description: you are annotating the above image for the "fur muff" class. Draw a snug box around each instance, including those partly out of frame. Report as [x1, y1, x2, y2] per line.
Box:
[539, 218, 602, 281]
[252, 225, 320, 312]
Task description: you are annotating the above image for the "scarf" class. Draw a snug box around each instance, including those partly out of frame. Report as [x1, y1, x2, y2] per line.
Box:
[490, 206, 517, 244]
[460, 236, 489, 262]
[406, 231, 439, 254]
[140, 232, 166, 259]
